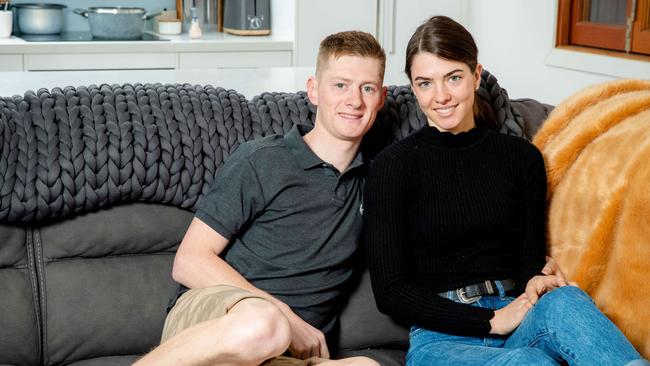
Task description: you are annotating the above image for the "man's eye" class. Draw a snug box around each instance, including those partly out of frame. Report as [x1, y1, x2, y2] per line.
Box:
[363, 86, 375, 93]
[335, 83, 345, 89]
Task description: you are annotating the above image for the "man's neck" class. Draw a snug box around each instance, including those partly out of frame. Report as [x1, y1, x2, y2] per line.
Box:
[303, 128, 360, 173]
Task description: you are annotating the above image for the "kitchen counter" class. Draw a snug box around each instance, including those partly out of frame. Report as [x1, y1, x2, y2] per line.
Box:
[0, 31, 294, 72]
[0, 67, 314, 99]
[0, 31, 293, 53]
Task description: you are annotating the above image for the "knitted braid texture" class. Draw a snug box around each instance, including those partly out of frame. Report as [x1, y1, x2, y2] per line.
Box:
[0, 71, 522, 222]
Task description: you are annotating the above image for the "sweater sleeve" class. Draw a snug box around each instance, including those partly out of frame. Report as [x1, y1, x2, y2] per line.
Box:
[515, 144, 548, 288]
[363, 149, 495, 336]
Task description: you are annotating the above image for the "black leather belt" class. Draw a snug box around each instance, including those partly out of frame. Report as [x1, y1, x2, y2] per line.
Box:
[439, 279, 516, 303]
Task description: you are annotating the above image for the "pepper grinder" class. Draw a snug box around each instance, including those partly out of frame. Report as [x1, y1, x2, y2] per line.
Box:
[188, 6, 202, 39]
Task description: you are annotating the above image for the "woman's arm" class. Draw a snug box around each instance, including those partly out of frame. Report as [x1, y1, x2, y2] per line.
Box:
[517, 145, 550, 293]
[363, 149, 495, 336]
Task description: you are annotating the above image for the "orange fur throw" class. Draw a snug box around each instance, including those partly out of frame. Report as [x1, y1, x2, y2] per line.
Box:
[533, 79, 650, 357]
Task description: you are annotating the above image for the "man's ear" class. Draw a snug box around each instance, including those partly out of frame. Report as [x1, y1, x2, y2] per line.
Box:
[306, 76, 319, 106]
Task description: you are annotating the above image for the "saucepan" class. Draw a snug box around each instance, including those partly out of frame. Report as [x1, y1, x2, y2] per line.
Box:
[14, 3, 66, 34]
[74, 7, 159, 40]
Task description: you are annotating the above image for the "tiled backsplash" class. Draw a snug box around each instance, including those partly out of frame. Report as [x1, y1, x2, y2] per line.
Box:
[10, 0, 293, 34]
[10, 0, 175, 32]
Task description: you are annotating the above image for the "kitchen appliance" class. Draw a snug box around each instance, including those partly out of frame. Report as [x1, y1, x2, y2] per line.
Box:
[223, 0, 270, 36]
[74, 7, 159, 40]
[14, 3, 65, 35]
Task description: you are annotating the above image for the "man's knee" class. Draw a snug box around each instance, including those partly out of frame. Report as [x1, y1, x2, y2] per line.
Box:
[224, 298, 292, 358]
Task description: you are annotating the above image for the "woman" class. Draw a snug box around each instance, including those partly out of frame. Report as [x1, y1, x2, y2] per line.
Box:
[363, 15, 646, 366]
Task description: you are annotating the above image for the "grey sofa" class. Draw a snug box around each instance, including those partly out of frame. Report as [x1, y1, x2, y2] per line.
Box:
[0, 71, 551, 366]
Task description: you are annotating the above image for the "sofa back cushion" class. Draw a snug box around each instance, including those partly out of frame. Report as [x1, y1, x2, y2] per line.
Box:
[36, 203, 191, 365]
[0, 225, 40, 366]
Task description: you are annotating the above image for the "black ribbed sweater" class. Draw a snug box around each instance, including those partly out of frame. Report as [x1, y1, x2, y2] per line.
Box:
[363, 125, 547, 336]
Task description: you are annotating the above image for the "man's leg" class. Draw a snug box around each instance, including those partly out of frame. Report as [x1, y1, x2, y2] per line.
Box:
[135, 286, 291, 366]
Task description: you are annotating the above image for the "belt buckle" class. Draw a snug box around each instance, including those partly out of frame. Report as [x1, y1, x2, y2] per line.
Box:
[456, 287, 481, 304]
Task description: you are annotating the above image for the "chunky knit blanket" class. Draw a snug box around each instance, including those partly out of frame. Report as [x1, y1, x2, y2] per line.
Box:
[533, 79, 650, 358]
[0, 70, 525, 223]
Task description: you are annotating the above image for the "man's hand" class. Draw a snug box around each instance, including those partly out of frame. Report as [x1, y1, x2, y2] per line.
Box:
[282, 307, 329, 360]
[489, 293, 533, 335]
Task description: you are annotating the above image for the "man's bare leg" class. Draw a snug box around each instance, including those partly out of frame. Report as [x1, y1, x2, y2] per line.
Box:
[134, 298, 291, 366]
[318, 357, 380, 366]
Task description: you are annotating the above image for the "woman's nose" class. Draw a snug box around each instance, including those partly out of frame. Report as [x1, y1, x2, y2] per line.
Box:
[434, 84, 451, 104]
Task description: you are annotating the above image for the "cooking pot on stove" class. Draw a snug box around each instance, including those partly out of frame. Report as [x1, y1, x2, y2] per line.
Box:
[15, 3, 66, 35]
[74, 7, 159, 40]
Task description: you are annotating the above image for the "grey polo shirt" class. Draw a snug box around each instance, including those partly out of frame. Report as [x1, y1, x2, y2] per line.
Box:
[194, 124, 366, 335]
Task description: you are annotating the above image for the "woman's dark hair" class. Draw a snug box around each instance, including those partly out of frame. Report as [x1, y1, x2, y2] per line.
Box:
[405, 16, 497, 128]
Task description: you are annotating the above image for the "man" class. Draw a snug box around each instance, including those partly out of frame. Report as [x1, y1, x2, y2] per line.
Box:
[135, 31, 387, 366]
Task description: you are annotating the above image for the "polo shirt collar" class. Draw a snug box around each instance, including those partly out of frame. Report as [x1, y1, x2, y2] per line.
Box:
[285, 124, 365, 171]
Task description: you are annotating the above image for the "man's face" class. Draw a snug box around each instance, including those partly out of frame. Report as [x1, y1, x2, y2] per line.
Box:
[307, 55, 386, 143]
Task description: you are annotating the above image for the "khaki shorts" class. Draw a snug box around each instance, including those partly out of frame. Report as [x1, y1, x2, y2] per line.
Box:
[161, 285, 328, 366]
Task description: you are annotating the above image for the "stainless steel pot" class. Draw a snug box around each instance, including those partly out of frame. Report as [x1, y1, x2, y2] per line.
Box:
[74, 7, 159, 40]
[15, 3, 66, 35]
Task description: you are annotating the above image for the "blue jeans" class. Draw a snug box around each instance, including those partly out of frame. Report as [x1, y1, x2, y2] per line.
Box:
[406, 286, 645, 366]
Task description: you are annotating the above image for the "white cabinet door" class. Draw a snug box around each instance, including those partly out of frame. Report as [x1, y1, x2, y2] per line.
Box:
[294, 0, 466, 85]
[25, 53, 177, 71]
[0, 54, 24, 71]
[294, 0, 378, 67]
[179, 51, 292, 69]
[380, 0, 467, 85]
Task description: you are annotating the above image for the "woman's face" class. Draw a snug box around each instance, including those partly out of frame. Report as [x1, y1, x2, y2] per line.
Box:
[410, 52, 482, 134]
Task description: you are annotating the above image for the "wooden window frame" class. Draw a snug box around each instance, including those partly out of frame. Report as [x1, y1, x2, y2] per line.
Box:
[557, 0, 650, 56]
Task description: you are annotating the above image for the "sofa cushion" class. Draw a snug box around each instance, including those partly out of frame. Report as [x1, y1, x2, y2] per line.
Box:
[336, 268, 408, 352]
[0, 225, 40, 366]
[36, 203, 191, 365]
[67, 355, 140, 366]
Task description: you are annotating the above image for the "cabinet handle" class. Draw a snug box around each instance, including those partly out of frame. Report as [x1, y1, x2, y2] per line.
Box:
[380, 0, 396, 54]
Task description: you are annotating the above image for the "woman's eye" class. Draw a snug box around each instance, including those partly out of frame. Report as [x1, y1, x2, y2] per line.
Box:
[449, 75, 462, 83]
[417, 81, 431, 89]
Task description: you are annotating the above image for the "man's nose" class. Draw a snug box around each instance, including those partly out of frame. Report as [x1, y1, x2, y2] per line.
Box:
[346, 88, 363, 108]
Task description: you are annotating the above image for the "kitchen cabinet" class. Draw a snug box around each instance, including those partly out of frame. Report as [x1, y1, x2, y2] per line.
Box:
[25, 53, 177, 71]
[294, 0, 467, 85]
[179, 51, 292, 69]
[0, 32, 293, 71]
[0, 54, 23, 71]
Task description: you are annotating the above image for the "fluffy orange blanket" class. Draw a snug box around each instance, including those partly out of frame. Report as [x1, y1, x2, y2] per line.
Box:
[533, 79, 650, 357]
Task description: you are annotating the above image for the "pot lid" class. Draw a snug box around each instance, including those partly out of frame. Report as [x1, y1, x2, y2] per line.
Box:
[14, 3, 67, 8]
[88, 7, 146, 14]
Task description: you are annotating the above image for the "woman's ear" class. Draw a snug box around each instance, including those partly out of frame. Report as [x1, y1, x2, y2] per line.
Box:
[306, 76, 319, 106]
[474, 63, 483, 90]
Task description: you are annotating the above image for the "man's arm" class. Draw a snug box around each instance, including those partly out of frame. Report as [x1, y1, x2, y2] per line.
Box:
[172, 217, 330, 359]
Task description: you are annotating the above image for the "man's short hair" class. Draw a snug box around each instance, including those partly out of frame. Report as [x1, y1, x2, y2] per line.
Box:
[316, 31, 386, 79]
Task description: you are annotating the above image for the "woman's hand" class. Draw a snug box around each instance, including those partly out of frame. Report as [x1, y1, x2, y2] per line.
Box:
[489, 293, 533, 335]
[524, 274, 566, 305]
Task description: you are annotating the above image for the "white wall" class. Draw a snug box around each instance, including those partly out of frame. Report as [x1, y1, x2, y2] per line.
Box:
[272, 0, 295, 35]
[463, 0, 650, 105]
